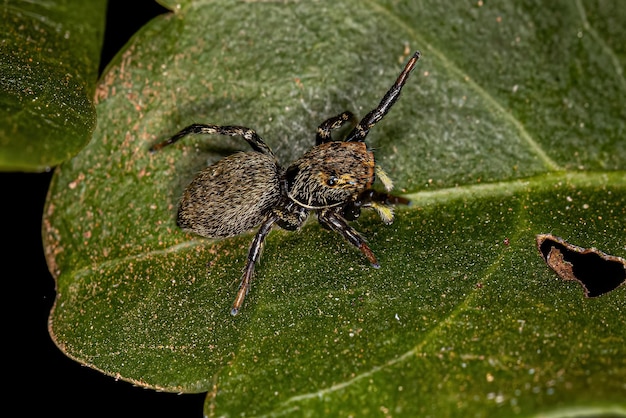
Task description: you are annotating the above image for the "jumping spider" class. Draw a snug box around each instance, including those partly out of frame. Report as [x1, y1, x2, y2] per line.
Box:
[151, 51, 420, 315]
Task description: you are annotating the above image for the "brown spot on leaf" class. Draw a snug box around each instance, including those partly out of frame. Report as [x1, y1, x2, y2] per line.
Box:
[536, 234, 626, 297]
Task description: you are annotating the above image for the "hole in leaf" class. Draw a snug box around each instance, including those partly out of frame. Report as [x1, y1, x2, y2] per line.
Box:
[536, 234, 626, 297]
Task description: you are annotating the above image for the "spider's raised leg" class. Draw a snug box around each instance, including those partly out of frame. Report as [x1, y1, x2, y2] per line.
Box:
[346, 51, 420, 143]
[231, 215, 277, 315]
[150, 123, 275, 158]
[318, 209, 380, 268]
[315, 111, 356, 145]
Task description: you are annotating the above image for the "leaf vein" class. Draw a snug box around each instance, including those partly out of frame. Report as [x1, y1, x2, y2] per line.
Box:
[363, 0, 562, 171]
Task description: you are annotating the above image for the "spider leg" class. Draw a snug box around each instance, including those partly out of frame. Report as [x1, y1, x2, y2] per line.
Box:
[343, 189, 409, 223]
[150, 123, 275, 158]
[357, 189, 410, 207]
[318, 209, 380, 268]
[231, 215, 277, 316]
[345, 51, 420, 143]
[315, 111, 356, 145]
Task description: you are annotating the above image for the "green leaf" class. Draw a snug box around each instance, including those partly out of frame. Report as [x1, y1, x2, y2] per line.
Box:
[43, 1, 626, 416]
[0, 0, 105, 171]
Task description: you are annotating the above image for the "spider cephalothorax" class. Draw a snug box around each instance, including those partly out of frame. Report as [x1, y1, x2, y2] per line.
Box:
[150, 51, 420, 315]
[285, 141, 375, 209]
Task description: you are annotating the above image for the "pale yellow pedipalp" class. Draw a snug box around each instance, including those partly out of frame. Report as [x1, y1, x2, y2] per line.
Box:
[375, 165, 394, 192]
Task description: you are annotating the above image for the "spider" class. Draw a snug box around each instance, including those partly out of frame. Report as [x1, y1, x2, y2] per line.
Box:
[150, 51, 421, 315]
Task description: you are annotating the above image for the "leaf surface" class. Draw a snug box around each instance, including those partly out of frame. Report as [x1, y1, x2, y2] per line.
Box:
[0, 0, 105, 171]
[44, 1, 626, 416]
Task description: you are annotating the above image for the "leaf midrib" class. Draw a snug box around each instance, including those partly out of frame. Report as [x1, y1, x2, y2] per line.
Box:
[60, 171, 625, 294]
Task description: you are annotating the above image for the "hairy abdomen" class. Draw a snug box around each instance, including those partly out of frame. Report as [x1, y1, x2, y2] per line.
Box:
[177, 152, 281, 237]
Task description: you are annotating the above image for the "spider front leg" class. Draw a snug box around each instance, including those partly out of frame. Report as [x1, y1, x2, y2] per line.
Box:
[315, 111, 356, 145]
[359, 189, 410, 207]
[362, 189, 410, 224]
[346, 51, 420, 142]
[149, 123, 275, 158]
[318, 209, 380, 268]
[343, 189, 410, 224]
[231, 215, 277, 316]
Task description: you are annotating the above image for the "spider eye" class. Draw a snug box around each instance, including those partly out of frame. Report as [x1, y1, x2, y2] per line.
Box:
[327, 176, 338, 186]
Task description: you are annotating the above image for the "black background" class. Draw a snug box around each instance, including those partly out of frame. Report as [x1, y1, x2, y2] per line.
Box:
[5, 1, 206, 416]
